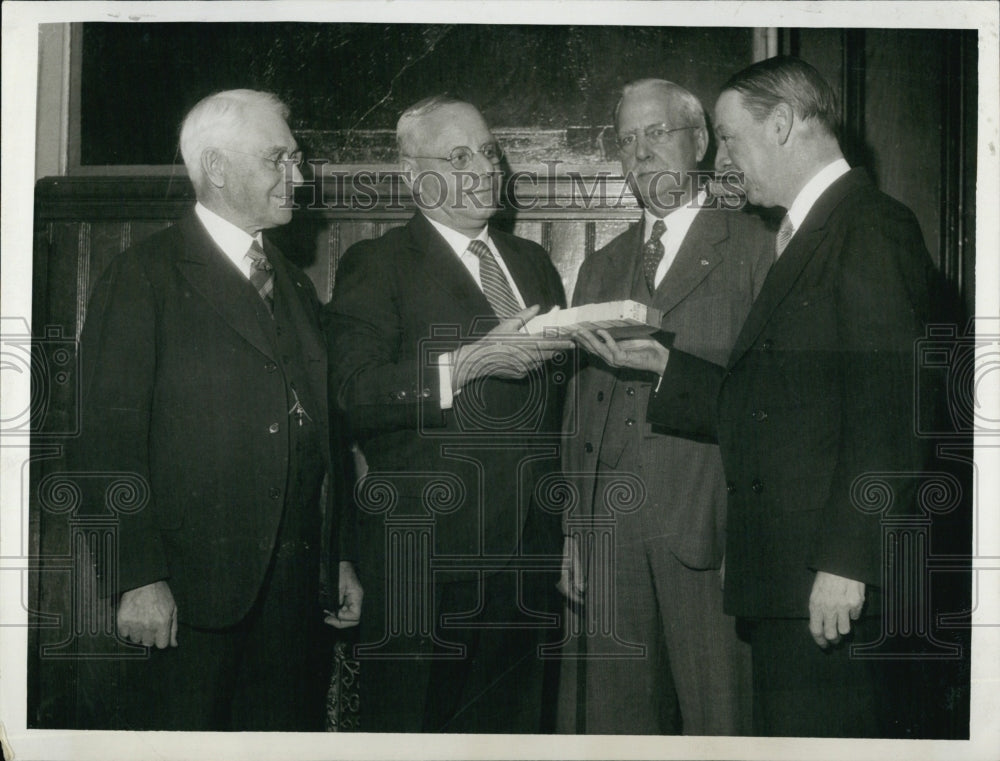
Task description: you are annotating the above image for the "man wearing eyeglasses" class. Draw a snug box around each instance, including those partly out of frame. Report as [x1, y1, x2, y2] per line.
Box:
[573, 59, 939, 738]
[557, 79, 773, 735]
[325, 95, 572, 732]
[71, 89, 360, 730]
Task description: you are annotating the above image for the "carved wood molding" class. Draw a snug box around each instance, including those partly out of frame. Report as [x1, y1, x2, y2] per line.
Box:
[35, 171, 647, 222]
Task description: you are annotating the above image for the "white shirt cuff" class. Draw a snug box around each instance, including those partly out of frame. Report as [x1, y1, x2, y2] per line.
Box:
[438, 352, 455, 410]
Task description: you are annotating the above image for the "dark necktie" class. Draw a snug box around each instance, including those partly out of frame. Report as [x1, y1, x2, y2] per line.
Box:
[642, 219, 667, 294]
[245, 240, 274, 313]
[467, 239, 520, 319]
[776, 214, 795, 259]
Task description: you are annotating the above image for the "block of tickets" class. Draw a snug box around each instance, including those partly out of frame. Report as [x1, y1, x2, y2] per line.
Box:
[521, 300, 664, 339]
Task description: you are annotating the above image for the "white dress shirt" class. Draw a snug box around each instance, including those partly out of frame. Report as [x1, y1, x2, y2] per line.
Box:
[642, 190, 708, 289]
[783, 158, 851, 244]
[194, 202, 263, 279]
[425, 217, 527, 410]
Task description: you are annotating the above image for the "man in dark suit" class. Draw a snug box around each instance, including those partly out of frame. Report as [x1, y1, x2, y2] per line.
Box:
[558, 79, 772, 735]
[325, 95, 571, 732]
[72, 89, 361, 730]
[573, 58, 937, 737]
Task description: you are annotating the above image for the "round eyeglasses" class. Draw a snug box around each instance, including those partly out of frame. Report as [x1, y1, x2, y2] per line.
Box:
[406, 141, 504, 170]
[221, 147, 304, 172]
[616, 124, 699, 153]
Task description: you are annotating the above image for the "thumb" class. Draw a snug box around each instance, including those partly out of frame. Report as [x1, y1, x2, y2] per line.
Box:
[499, 304, 540, 333]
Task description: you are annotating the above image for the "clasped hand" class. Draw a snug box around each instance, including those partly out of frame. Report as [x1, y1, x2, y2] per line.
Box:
[452, 305, 575, 389]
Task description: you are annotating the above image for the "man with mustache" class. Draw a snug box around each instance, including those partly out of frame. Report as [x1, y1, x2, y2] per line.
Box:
[573, 58, 937, 737]
[558, 79, 772, 735]
[325, 95, 571, 732]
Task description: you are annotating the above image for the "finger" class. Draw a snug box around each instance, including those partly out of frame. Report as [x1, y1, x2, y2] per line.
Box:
[837, 606, 853, 636]
[823, 609, 840, 644]
[324, 613, 348, 628]
[808, 611, 828, 648]
[153, 620, 170, 650]
[170, 609, 179, 647]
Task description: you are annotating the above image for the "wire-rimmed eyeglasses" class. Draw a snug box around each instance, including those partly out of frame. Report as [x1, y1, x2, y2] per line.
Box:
[406, 141, 504, 170]
[616, 124, 699, 153]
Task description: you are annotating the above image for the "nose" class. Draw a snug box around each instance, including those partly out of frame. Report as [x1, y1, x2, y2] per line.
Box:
[633, 133, 653, 161]
[291, 162, 305, 184]
[714, 142, 732, 172]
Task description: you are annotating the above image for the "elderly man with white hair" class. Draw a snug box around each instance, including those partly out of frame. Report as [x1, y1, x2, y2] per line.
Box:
[72, 89, 361, 730]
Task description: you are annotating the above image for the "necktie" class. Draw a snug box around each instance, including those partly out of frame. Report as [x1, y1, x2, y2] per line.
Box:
[244, 240, 274, 313]
[642, 219, 667, 294]
[467, 239, 520, 319]
[775, 215, 795, 259]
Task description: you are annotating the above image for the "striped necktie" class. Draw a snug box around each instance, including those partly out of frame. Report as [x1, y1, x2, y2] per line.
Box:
[775, 215, 796, 259]
[244, 240, 274, 313]
[467, 239, 520, 319]
[642, 218, 667, 294]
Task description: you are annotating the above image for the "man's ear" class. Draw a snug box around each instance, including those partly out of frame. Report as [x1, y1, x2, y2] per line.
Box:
[770, 103, 794, 146]
[694, 126, 709, 163]
[399, 156, 417, 190]
[201, 149, 227, 189]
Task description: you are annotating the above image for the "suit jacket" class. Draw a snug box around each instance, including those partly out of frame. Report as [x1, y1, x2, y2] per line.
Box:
[564, 206, 773, 569]
[324, 212, 568, 573]
[647, 169, 937, 617]
[72, 211, 345, 629]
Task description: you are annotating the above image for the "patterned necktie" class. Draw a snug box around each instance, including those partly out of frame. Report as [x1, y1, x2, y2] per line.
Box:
[775, 215, 796, 259]
[244, 240, 274, 313]
[467, 239, 520, 319]
[642, 218, 667, 294]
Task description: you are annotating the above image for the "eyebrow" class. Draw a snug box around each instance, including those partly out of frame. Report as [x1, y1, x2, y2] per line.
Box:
[263, 144, 300, 156]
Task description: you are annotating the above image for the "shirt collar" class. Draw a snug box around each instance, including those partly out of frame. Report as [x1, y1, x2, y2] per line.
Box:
[643, 189, 707, 239]
[194, 202, 262, 269]
[424, 215, 490, 258]
[785, 158, 851, 231]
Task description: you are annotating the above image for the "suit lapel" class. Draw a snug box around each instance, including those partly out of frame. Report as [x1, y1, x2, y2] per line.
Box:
[406, 213, 496, 325]
[601, 223, 645, 303]
[267, 242, 324, 360]
[652, 208, 725, 314]
[492, 232, 551, 311]
[728, 168, 868, 363]
[173, 213, 277, 361]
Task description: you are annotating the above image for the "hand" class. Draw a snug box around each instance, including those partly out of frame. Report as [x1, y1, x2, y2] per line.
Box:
[324, 561, 364, 629]
[556, 535, 586, 604]
[808, 571, 865, 648]
[452, 305, 575, 390]
[117, 580, 178, 649]
[571, 328, 669, 375]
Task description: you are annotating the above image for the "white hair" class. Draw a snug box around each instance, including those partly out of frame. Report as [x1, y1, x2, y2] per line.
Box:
[396, 94, 469, 157]
[179, 89, 289, 191]
[613, 79, 707, 132]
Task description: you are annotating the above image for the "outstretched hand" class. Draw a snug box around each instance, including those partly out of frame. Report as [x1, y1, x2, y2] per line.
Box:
[452, 305, 575, 389]
[572, 328, 670, 376]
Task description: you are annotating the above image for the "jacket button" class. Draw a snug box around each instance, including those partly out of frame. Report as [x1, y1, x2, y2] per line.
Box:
[751, 409, 768, 421]
[751, 479, 764, 494]
[625, 418, 635, 426]
[268, 487, 281, 499]
[264, 361, 277, 372]
[597, 391, 605, 402]
[762, 339, 774, 351]
[584, 442, 594, 453]
[268, 422, 280, 433]
[726, 481, 736, 494]
[625, 387, 635, 396]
